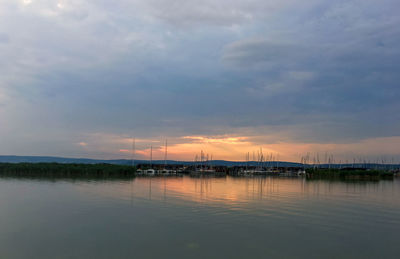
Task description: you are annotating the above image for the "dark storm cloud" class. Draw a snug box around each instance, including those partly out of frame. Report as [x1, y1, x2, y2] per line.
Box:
[219, 2, 400, 141]
[1, 0, 400, 157]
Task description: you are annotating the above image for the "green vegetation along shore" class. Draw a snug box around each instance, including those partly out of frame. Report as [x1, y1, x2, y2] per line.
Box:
[306, 168, 395, 180]
[0, 163, 136, 178]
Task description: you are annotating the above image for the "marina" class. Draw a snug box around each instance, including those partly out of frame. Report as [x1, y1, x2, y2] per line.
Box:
[2, 0, 399, 258]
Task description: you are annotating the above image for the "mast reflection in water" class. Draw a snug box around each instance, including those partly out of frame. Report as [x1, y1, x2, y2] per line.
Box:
[0, 175, 399, 258]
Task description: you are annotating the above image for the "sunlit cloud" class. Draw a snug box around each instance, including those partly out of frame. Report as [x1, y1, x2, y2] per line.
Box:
[77, 142, 87, 147]
[183, 135, 250, 145]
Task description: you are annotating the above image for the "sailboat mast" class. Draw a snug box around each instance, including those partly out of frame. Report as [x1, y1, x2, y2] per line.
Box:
[164, 139, 168, 169]
[150, 145, 153, 169]
[132, 137, 136, 167]
[200, 150, 202, 171]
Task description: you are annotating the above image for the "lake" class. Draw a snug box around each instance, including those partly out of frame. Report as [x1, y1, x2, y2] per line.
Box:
[0, 175, 399, 258]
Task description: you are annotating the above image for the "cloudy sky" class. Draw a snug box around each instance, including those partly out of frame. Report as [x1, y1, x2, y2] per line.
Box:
[1, 0, 399, 162]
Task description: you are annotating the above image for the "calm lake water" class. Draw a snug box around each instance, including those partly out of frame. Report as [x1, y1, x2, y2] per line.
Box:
[0, 175, 399, 259]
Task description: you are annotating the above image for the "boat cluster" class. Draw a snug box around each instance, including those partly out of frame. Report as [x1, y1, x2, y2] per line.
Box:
[136, 168, 184, 176]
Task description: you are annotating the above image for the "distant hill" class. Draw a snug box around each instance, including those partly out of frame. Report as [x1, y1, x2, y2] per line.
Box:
[0, 155, 303, 167]
[0, 155, 398, 169]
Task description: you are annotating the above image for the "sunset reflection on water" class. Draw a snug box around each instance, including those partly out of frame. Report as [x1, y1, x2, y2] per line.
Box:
[1, 176, 399, 258]
[82, 176, 400, 210]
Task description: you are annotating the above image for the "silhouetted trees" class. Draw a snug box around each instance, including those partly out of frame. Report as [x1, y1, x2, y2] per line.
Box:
[0, 163, 136, 177]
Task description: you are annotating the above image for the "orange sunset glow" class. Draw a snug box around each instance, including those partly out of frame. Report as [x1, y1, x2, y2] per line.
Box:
[108, 134, 400, 162]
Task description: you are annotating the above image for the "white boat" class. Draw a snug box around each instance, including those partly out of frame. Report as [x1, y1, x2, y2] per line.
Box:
[146, 169, 156, 176]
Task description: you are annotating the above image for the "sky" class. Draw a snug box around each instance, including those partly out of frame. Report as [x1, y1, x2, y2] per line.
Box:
[0, 0, 400, 162]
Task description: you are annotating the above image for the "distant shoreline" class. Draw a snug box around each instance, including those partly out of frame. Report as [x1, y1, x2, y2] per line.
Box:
[0, 162, 397, 181]
[305, 168, 396, 180]
[0, 162, 136, 178]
